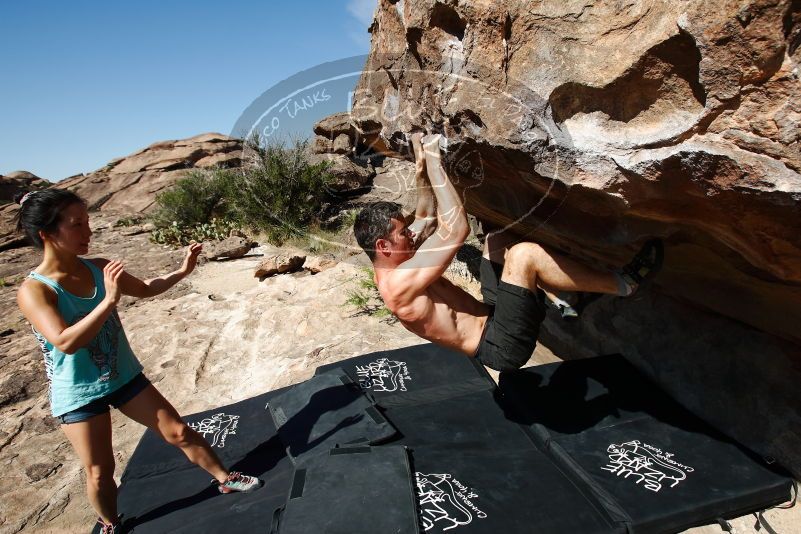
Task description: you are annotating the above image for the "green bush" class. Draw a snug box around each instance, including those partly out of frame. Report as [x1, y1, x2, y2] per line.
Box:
[149, 137, 333, 246]
[150, 168, 231, 230]
[222, 137, 333, 244]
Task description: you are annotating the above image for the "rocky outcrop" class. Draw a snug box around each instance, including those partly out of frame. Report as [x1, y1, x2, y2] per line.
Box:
[341, 0, 801, 476]
[0, 171, 50, 204]
[58, 133, 242, 214]
[0, 133, 242, 252]
[310, 153, 375, 191]
[311, 113, 378, 191]
[0, 172, 52, 252]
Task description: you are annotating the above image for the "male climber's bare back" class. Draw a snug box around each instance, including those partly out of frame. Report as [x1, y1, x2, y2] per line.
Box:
[377, 272, 490, 355]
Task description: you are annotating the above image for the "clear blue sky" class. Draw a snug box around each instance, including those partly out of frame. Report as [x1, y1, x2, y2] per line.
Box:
[0, 0, 376, 181]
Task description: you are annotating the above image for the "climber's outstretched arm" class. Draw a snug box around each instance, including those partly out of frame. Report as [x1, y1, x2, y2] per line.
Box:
[384, 135, 470, 310]
[407, 132, 438, 247]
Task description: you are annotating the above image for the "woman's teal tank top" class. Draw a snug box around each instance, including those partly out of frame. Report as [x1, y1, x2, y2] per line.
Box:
[27, 258, 143, 417]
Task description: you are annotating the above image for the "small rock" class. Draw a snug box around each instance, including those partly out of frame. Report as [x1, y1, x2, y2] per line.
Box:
[24, 416, 60, 435]
[205, 236, 253, 260]
[25, 461, 61, 482]
[255, 253, 306, 278]
[311, 135, 334, 154]
[332, 133, 352, 154]
[304, 254, 338, 274]
[0, 369, 45, 409]
[120, 225, 150, 236]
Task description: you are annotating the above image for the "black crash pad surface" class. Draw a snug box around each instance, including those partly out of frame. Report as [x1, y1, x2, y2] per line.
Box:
[123, 388, 289, 482]
[315, 343, 495, 407]
[273, 446, 419, 534]
[108, 390, 292, 533]
[267, 371, 396, 464]
[381, 390, 533, 451]
[113, 350, 794, 534]
[410, 446, 624, 534]
[499, 354, 794, 533]
[553, 419, 792, 533]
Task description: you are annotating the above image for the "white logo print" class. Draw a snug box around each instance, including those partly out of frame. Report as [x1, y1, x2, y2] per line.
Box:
[602, 440, 694, 492]
[189, 413, 240, 448]
[355, 358, 411, 392]
[415, 472, 487, 531]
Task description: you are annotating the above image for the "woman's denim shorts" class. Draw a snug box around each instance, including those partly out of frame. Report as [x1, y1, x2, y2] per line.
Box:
[58, 373, 151, 424]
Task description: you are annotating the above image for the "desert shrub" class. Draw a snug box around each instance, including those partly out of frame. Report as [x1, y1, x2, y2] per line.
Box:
[149, 168, 231, 230]
[222, 137, 333, 244]
[344, 267, 395, 322]
[283, 225, 342, 254]
[149, 137, 333, 246]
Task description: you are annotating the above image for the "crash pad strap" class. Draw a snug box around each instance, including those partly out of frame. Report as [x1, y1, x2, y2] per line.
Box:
[289, 469, 306, 499]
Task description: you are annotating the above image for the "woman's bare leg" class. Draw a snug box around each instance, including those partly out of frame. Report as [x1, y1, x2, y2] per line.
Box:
[61, 413, 118, 525]
[118, 385, 228, 483]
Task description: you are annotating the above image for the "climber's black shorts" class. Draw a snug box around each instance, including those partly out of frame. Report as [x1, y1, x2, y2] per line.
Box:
[474, 280, 547, 372]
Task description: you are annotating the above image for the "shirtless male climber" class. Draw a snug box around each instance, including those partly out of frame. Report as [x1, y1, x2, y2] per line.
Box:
[353, 133, 662, 371]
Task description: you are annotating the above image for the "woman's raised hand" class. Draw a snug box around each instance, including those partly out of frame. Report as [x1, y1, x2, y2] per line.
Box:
[103, 260, 125, 305]
[181, 242, 203, 275]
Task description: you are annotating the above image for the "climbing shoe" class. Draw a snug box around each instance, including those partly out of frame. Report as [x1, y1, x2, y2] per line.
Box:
[215, 471, 263, 494]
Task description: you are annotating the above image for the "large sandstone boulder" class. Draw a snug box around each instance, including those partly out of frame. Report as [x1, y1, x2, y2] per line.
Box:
[343, 0, 801, 476]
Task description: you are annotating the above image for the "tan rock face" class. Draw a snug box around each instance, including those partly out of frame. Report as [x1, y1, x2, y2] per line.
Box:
[313, 112, 356, 139]
[0, 172, 50, 205]
[0, 134, 243, 251]
[309, 153, 375, 191]
[344, 0, 801, 475]
[61, 133, 242, 215]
